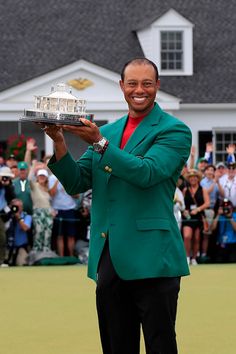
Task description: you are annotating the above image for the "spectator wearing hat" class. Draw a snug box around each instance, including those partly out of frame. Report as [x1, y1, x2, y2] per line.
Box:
[2, 198, 32, 266]
[189, 143, 212, 173]
[13, 161, 33, 215]
[216, 162, 226, 179]
[5, 154, 19, 179]
[219, 162, 236, 207]
[182, 169, 210, 265]
[29, 167, 53, 253]
[195, 157, 209, 175]
[0, 166, 16, 264]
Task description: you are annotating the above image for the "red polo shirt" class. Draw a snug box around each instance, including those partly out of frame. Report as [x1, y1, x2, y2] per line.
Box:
[120, 114, 146, 149]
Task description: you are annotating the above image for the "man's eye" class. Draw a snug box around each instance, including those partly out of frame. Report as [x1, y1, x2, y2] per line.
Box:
[143, 82, 153, 87]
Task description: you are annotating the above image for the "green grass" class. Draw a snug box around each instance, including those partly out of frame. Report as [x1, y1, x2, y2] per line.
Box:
[0, 264, 236, 354]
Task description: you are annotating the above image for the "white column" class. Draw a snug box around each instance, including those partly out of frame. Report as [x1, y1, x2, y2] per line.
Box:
[44, 133, 54, 156]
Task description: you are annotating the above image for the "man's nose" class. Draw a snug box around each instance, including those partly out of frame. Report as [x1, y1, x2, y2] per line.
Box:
[134, 83, 145, 93]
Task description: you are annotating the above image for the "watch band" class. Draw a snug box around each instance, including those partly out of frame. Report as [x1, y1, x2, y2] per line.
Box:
[93, 137, 109, 154]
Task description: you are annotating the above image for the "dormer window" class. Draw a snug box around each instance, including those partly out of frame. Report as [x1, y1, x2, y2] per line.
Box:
[161, 31, 183, 70]
[137, 9, 194, 76]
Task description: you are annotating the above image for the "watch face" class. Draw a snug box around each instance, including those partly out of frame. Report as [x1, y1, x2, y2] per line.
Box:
[93, 138, 106, 152]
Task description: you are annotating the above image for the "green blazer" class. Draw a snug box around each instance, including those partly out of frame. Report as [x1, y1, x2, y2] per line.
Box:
[49, 103, 192, 281]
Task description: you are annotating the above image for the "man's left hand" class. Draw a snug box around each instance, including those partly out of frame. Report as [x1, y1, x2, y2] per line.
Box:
[62, 118, 102, 144]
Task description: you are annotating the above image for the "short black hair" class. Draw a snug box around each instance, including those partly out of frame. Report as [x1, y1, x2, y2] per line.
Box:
[120, 58, 159, 82]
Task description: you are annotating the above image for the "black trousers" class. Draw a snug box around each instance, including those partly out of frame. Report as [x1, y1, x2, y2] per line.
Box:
[96, 242, 180, 354]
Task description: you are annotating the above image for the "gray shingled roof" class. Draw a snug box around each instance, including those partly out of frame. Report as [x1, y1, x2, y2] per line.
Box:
[0, 0, 236, 103]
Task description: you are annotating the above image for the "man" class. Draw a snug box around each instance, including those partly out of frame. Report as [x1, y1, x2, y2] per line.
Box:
[2, 198, 32, 266]
[200, 164, 224, 261]
[0, 166, 16, 264]
[13, 161, 33, 215]
[48, 175, 78, 256]
[42, 58, 192, 353]
[219, 162, 236, 207]
[212, 198, 236, 262]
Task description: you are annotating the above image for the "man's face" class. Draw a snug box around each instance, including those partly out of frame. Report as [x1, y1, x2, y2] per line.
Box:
[205, 167, 215, 179]
[19, 168, 28, 180]
[228, 166, 236, 177]
[119, 63, 160, 117]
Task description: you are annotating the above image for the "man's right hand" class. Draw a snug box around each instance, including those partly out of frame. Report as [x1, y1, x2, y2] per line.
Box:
[37, 123, 67, 161]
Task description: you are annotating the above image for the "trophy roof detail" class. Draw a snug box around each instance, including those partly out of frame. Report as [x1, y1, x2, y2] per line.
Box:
[43, 82, 78, 100]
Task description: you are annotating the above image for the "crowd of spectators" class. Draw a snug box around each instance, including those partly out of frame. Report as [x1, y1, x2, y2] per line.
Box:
[0, 138, 91, 267]
[1, 136, 236, 267]
[175, 142, 236, 265]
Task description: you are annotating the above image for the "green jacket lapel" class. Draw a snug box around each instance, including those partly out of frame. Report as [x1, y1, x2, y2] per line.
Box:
[107, 115, 128, 147]
[124, 103, 163, 153]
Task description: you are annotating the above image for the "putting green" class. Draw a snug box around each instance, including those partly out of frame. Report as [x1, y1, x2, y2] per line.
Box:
[0, 264, 235, 354]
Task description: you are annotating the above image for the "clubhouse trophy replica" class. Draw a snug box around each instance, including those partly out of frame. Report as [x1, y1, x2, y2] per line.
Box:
[20, 82, 94, 125]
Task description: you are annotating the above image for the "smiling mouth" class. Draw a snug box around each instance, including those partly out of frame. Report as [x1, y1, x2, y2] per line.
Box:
[132, 96, 148, 103]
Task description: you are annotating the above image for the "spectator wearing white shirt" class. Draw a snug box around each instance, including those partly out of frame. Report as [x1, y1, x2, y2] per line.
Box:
[49, 174, 78, 256]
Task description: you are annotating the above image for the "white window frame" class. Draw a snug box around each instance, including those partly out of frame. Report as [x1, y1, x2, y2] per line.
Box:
[137, 9, 194, 76]
[213, 128, 236, 164]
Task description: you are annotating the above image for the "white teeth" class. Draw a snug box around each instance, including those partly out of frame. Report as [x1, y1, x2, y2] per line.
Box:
[133, 97, 146, 102]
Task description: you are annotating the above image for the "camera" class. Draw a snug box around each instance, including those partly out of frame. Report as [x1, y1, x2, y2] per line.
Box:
[2, 176, 10, 182]
[222, 199, 232, 216]
[10, 205, 19, 214]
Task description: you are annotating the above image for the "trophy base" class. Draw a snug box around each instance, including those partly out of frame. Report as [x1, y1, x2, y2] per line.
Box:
[20, 110, 94, 126]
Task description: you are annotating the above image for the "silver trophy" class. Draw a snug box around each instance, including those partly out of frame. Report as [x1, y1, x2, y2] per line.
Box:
[20, 82, 94, 125]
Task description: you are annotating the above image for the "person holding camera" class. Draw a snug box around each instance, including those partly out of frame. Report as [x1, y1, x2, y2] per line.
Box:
[2, 198, 32, 266]
[211, 198, 236, 262]
[0, 166, 16, 264]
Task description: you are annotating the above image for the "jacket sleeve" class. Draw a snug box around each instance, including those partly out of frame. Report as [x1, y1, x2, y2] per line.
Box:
[48, 147, 93, 195]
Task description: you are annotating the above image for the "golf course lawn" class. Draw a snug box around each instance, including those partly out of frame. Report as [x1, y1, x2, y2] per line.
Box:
[1, 264, 235, 354]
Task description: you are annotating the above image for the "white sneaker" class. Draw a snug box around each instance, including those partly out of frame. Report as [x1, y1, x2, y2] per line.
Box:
[0, 263, 9, 268]
[191, 258, 198, 266]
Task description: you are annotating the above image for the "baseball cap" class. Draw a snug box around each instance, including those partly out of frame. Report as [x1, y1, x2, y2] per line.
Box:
[216, 162, 226, 169]
[0, 166, 14, 178]
[37, 169, 49, 178]
[198, 157, 208, 163]
[17, 161, 28, 170]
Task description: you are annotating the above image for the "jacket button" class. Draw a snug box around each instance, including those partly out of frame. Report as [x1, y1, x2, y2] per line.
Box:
[105, 166, 110, 172]
[108, 167, 112, 173]
[101, 232, 107, 238]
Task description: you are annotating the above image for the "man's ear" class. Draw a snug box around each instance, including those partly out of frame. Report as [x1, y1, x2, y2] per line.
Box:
[119, 80, 125, 92]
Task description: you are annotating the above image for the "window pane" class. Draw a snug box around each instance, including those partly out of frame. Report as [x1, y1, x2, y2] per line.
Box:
[161, 32, 167, 40]
[161, 62, 167, 70]
[176, 62, 182, 69]
[161, 31, 183, 70]
[176, 32, 182, 40]
[161, 42, 167, 50]
[215, 131, 236, 163]
[161, 53, 167, 60]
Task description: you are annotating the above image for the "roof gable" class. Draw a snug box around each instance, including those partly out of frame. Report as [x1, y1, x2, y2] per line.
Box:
[0, 59, 180, 113]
